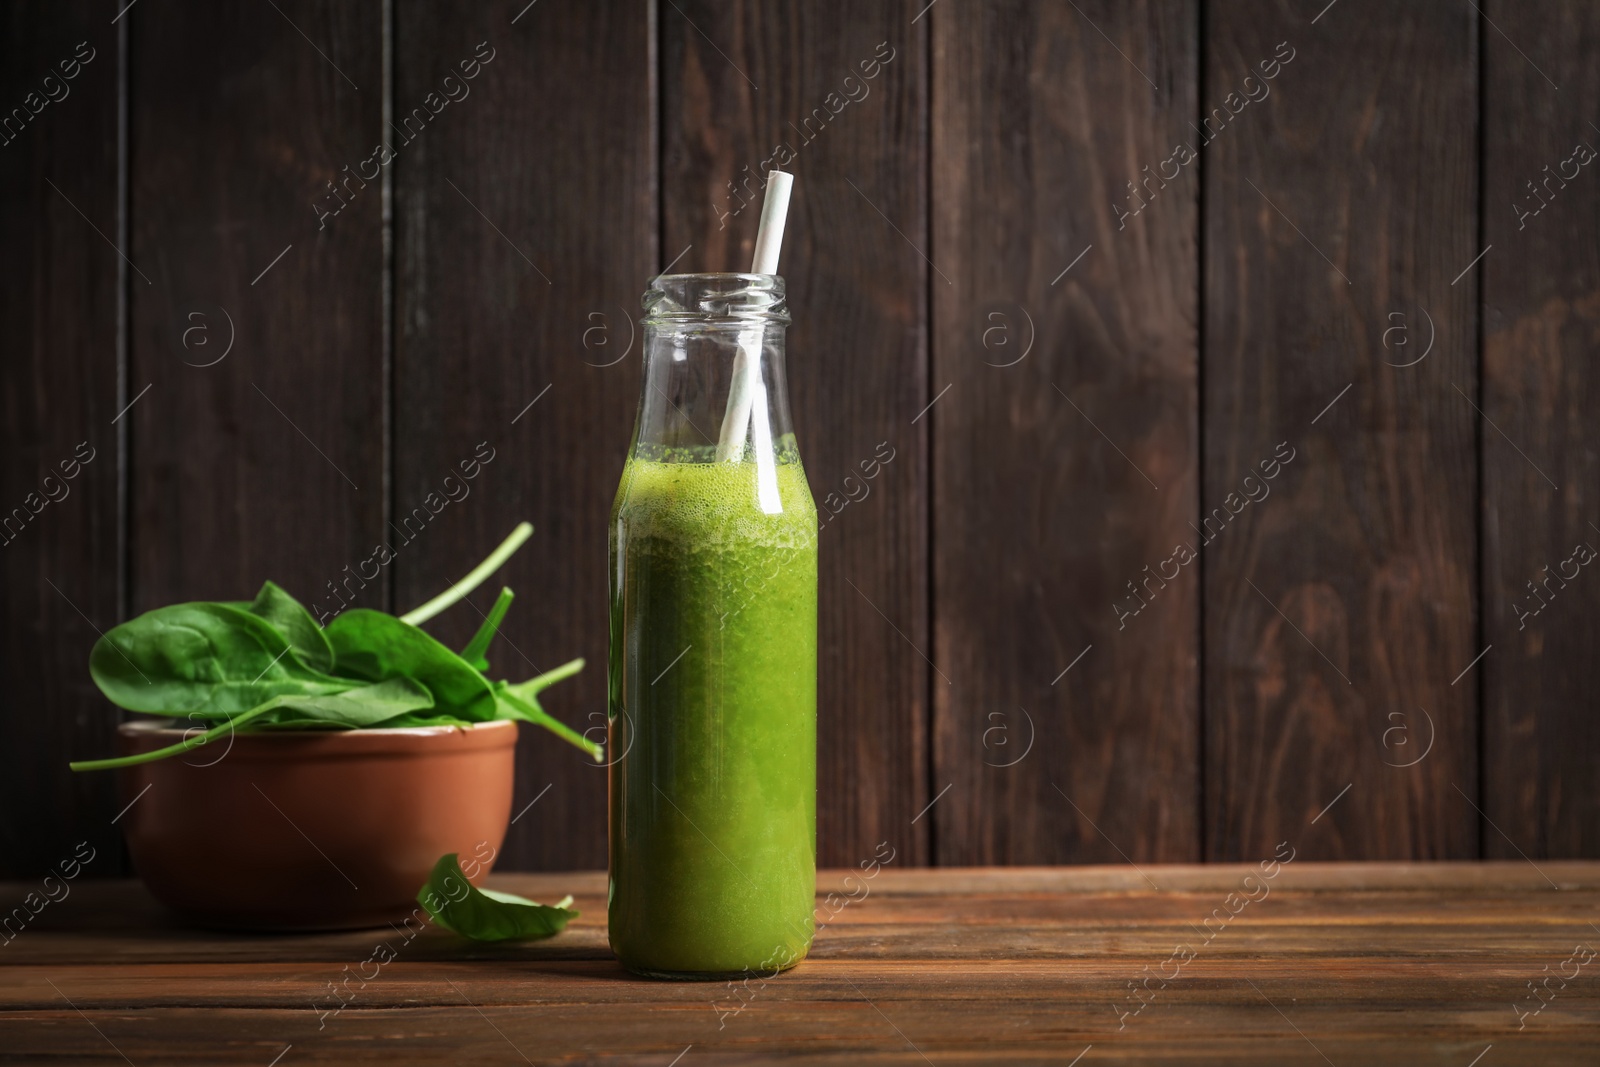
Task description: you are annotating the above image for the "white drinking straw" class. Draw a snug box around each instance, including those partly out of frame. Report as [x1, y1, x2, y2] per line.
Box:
[715, 171, 793, 474]
[749, 170, 793, 276]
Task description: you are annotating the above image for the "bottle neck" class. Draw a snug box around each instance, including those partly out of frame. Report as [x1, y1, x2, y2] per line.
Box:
[634, 318, 793, 447]
[632, 274, 796, 463]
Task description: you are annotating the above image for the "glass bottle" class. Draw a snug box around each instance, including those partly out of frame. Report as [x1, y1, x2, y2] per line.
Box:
[607, 272, 818, 979]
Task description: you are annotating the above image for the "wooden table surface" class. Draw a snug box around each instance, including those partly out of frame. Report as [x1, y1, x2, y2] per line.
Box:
[4, 863, 1598, 1065]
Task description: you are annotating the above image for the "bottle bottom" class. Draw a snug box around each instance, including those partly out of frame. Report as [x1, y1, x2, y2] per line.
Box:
[618, 950, 808, 982]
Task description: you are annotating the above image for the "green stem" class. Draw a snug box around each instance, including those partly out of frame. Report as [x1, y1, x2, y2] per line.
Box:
[401, 523, 533, 627]
[507, 656, 586, 699]
[499, 686, 601, 761]
[461, 587, 514, 666]
[70, 708, 271, 772]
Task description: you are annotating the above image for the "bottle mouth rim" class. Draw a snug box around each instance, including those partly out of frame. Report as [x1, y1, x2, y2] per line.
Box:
[643, 272, 789, 323]
[653, 271, 780, 282]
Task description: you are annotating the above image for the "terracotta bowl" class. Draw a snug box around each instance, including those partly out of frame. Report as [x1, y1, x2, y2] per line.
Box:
[116, 718, 518, 931]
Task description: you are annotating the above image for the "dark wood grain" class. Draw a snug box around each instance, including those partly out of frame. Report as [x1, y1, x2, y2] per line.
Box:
[0, 3, 122, 877]
[931, 1, 1200, 864]
[9, 1, 1600, 877]
[1482, 2, 1600, 859]
[128, 4, 384, 609]
[662, 1, 930, 866]
[3, 865, 1597, 1063]
[392, 1, 653, 869]
[1203, 0, 1479, 860]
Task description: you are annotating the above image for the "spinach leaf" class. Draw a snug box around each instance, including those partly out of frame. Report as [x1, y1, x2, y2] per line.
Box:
[75, 524, 598, 772]
[257, 708, 479, 730]
[360, 711, 477, 729]
[400, 523, 532, 626]
[253, 678, 435, 727]
[246, 580, 335, 673]
[324, 609, 498, 720]
[501, 655, 587, 704]
[89, 602, 355, 717]
[492, 658, 601, 761]
[460, 587, 514, 671]
[69, 679, 434, 771]
[417, 853, 576, 942]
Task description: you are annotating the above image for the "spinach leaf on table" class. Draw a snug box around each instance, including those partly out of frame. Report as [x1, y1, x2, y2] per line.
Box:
[418, 852, 576, 942]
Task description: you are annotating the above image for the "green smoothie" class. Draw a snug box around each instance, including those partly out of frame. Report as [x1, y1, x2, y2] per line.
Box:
[607, 446, 817, 978]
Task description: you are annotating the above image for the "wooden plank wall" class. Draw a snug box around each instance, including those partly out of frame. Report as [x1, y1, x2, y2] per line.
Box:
[0, 1, 121, 875]
[1482, 1, 1600, 858]
[127, 3, 386, 642]
[1, 0, 1596, 876]
[1202, 0, 1479, 860]
[392, 1, 652, 871]
[931, 1, 1200, 864]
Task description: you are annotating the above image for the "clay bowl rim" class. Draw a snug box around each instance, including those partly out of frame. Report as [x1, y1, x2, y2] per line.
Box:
[116, 717, 518, 750]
